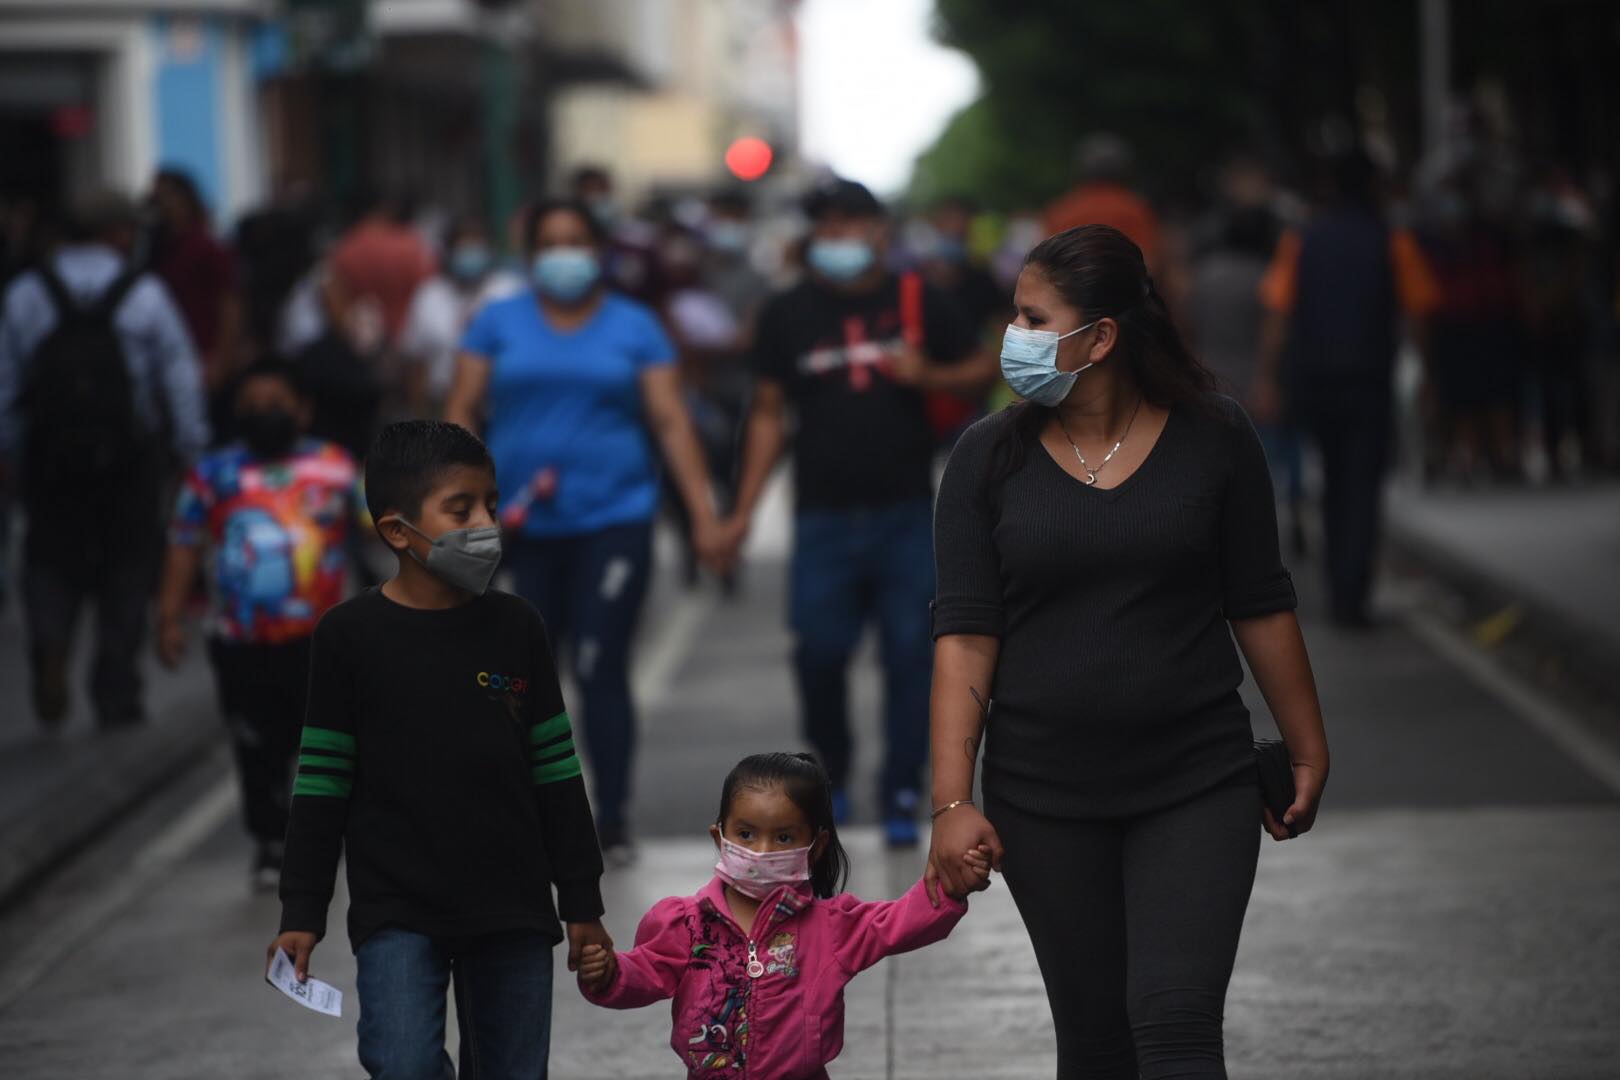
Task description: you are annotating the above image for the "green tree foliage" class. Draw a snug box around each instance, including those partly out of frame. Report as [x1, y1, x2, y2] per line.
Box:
[911, 0, 1268, 211]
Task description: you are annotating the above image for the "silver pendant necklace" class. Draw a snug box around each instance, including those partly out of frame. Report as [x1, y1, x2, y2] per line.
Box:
[1057, 397, 1142, 485]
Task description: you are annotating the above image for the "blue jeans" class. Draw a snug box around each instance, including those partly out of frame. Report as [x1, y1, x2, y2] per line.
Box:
[789, 498, 934, 809]
[505, 522, 653, 829]
[356, 927, 554, 1080]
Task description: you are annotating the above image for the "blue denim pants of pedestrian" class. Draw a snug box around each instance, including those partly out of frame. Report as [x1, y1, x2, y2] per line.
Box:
[504, 521, 652, 830]
[356, 927, 554, 1080]
[789, 498, 934, 810]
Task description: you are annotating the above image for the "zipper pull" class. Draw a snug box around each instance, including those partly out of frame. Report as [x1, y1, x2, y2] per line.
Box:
[746, 941, 764, 980]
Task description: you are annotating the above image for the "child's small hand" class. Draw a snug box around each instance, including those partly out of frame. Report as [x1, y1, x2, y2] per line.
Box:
[576, 943, 617, 993]
[947, 844, 995, 900]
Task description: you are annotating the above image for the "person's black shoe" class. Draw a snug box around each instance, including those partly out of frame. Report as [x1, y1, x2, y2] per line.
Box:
[252, 841, 284, 893]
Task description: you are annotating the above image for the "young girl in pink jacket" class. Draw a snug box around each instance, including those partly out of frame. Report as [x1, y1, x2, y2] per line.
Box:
[577, 751, 990, 1079]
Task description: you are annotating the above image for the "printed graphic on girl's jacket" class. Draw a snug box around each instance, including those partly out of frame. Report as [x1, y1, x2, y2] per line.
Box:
[583, 875, 965, 1079]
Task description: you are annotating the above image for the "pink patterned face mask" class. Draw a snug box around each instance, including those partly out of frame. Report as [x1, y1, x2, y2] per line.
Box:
[714, 835, 811, 900]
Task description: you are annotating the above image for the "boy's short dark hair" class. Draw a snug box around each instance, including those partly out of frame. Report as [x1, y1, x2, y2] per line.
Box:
[802, 178, 884, 222]
[364, 420, 494, 522]
[233, 356, 307, 401]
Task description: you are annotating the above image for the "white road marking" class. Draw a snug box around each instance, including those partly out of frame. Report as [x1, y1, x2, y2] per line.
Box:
[632, 590, 717, 708]
[0, 776, 237, 1011]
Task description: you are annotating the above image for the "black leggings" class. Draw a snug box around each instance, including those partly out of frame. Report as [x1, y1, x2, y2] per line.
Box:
[986, 779, 1260, 1080]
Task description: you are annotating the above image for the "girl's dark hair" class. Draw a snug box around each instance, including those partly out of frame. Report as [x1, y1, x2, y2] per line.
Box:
[716, 752, 850, 899]
[987, 225, 1219, 493]
[523, 196, 608, 252]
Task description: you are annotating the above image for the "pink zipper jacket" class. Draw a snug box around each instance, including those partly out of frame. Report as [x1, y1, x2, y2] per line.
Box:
[582, 875, 968, 1079]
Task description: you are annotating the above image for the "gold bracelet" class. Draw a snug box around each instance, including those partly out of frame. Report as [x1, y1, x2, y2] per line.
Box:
[930, 798, 974, 820]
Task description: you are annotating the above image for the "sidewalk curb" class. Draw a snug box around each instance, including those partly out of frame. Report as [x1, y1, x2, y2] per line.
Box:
[1385, 519, 1620, 721]
[0, 713, 222, 912]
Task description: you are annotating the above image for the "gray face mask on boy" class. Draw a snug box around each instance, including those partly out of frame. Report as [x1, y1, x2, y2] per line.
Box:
[388, 517, 502, 596]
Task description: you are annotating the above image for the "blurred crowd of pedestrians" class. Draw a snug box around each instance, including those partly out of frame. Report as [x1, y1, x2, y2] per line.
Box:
[2, 123, 1617, 875]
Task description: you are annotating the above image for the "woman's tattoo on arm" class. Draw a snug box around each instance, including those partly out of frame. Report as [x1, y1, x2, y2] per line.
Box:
[964, 687, 991, 764]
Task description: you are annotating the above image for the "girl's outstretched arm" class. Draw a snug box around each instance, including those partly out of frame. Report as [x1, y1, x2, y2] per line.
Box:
[580, 897, 691, 1009]
[828, 879, 968, 977]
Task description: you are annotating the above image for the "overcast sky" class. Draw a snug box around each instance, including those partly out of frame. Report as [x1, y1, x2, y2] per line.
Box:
[797, 0, 980, 196]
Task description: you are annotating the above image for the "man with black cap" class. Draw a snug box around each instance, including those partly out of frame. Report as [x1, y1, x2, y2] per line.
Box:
[720, 177, 995, 846]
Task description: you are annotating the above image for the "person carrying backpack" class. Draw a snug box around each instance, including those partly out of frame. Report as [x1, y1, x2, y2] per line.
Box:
[0, 192, 208, 729]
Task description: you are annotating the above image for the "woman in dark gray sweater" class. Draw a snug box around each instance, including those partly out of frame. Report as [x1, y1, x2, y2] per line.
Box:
[925, 225, 1329, 1079]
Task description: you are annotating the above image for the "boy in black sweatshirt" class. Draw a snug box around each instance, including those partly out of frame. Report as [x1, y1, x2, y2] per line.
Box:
[266, 420, 609, 1078]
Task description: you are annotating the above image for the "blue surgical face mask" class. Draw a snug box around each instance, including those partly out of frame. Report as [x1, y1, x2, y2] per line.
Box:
[999, 320, 1098, 406]
[532, 247, 600, 302]
[707, 220, 750, 256]
[935, 236, 968, 264]
[807, 238, 875, 283]
[449, 243, 494, 284]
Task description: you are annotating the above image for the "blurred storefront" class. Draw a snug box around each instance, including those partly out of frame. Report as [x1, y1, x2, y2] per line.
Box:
[0, 0, 268, 221]
[543, 0, 801, 203]
[0, 0, 805, 232]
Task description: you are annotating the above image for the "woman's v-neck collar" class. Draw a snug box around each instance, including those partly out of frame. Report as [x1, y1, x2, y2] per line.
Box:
[1035, 406, 1178, 501]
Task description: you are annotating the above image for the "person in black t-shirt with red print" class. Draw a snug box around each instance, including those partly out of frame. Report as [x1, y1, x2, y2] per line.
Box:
[720, 179, 996, 846]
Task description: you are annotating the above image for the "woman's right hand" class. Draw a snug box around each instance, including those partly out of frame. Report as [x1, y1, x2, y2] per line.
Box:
[925, 803, 1005, 906]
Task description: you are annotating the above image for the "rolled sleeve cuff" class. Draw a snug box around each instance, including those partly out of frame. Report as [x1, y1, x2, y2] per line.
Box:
[1223, 570, 1298, 621]
[930, 599, 1005, 640]
[555, 878, 605, 924]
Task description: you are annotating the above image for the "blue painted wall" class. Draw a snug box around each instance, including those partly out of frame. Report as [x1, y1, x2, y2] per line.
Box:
[151, 16, 224, 213]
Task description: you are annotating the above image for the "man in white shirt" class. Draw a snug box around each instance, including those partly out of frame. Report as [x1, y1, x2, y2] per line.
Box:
[400, 216, 522, 418]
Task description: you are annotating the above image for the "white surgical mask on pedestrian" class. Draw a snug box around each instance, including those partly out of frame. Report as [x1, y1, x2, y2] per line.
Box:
[999, 320, 1098, 406]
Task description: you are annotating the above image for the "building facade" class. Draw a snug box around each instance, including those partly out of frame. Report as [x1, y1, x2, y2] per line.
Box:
[0, 0, 269, 223]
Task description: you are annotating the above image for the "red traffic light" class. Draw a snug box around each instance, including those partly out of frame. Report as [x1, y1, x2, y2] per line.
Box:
[724, 137, 773, 182]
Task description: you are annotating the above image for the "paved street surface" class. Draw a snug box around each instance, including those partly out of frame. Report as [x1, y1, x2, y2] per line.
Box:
[1388, 481, 1620, 654]
[2, 485, 1619, 1078]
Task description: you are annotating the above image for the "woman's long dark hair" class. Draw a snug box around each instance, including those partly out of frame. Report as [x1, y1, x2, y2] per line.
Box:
[986, 225, 1218, 494]
[716, 752, 850, 899]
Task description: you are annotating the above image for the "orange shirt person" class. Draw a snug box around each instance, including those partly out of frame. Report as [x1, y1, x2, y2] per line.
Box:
[1043, 134, 1163, 272]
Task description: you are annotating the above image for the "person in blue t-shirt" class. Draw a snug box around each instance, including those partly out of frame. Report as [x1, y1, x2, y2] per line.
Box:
[446, 197, 724, 858]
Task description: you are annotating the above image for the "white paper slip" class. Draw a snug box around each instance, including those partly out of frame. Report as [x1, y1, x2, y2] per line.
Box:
[266, 949, 344, 1018]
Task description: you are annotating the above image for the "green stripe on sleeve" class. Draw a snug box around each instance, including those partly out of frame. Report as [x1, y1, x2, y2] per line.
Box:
[532, 757, 584, 786]
[531, 737, 575, 763]
[300, 727, 357, 755]
[298, 753, 354, 772]
[529, 711, 572, 746]
[293, 774, 354, 798]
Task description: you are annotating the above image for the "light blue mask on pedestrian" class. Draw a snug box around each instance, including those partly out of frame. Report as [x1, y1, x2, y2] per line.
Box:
[449, 243, 494, 284]
[532, 247, 600, 301]
[999, 321, 1098, 406]
[807, 239, 875, 283]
